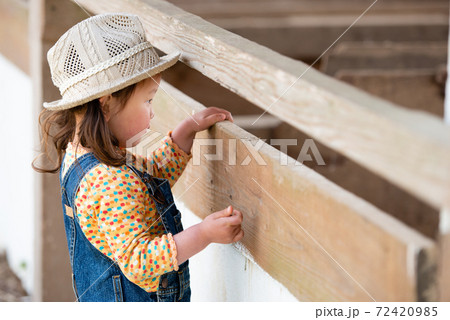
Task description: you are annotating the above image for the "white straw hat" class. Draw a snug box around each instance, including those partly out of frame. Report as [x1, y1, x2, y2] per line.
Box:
[43, 13, 181, 111]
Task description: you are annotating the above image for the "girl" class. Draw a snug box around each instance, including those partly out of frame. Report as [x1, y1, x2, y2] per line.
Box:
[32, 13, 244, 302]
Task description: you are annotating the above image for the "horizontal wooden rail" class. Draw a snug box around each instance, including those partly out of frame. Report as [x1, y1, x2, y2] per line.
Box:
[143, 80, 438, 301]
[76, 0, 450, 212]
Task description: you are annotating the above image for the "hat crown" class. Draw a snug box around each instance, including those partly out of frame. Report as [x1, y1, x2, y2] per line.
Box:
[43, 13, 181, 111]
[47, 13, 159, 96]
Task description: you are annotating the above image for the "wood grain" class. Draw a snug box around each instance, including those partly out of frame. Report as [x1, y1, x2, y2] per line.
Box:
[168, 0, 449, 18]
[141, 80, 438, 301]
[76, 0, 450, 212]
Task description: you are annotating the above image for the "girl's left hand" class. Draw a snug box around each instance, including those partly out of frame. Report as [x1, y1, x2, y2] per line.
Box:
[189, 107, 233, 133]
[171, 107, 234, 155]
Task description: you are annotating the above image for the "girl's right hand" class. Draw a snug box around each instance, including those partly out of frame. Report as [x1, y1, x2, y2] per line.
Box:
[200, 205, 244, 244]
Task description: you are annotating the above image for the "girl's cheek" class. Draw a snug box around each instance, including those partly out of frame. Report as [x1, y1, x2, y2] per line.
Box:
[144, 108, 152, 124]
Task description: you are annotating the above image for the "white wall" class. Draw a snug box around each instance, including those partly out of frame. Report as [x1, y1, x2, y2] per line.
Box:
[176, 200, 298, 301]
[0, 54, 35, 295]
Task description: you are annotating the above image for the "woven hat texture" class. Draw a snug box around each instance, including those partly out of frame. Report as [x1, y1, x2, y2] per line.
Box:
[43, 13, 181, 110]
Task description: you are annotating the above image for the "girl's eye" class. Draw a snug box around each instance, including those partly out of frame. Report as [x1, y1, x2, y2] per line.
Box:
[146, 99, 153, 104]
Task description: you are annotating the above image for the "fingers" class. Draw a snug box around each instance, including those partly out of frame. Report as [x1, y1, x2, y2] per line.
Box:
[232, 228, 244, 242]
[213, 205, 233, 218]
[228, 209, 243, 225]
[206, 106, 233, 123]
[205, 113, 226, 126]
[222, 111, 233, 122]
[213, 207, 243, 226]
[208, 205, 244, 244]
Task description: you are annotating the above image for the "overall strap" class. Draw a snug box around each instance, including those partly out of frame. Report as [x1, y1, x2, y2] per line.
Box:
[60, 152, 101, 209]
[127, 165, 167, 205]
[127, 165, 179, 235]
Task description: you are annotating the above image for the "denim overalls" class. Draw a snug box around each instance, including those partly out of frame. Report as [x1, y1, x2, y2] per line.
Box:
[59, 152, 191, 302]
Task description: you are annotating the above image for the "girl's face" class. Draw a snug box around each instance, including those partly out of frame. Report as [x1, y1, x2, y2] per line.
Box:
[101, 74, 161, 148]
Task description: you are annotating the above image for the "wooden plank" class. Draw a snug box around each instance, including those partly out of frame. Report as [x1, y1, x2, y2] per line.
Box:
[336, 69, 445, 118]
[321, 42, 448, 76]
[0, 0, 29, 74]
[162, 65, 443, 238]
[73, 0, 450, 211]
[271, 122, 440, 240]
[210, 14, 448, 58]
[30, 0, 89, 302]
[143, 80, 438, 301]
[168, 0, 449, 19]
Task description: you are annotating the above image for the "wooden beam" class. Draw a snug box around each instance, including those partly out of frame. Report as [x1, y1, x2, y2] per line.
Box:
[0, 0, 29, 74]
[270, 121, 440, 240]
[170, 0, 449, 58]
[143, 80, 438, 301]
[167, 0, 449, 18]
[74, 0, 450, 211]
[30, 0, 89, 302]
[207, 14, 449, 58]
[336, 69, 445, 118]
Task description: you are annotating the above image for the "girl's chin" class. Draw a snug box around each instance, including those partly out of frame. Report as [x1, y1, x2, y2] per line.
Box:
[122, 128, 151, 148]
[130, 137, 143, 148]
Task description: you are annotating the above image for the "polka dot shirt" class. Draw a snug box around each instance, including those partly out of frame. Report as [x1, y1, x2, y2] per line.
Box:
[61, 131, 192, 292]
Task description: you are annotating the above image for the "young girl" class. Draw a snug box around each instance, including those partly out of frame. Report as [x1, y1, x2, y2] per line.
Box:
[32, 13, 244, 302]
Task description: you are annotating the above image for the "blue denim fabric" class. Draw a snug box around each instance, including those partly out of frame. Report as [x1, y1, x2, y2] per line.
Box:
[59, 152, 191, 302]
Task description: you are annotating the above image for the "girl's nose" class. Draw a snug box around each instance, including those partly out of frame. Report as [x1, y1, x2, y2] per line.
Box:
[150, 109, 155, 119]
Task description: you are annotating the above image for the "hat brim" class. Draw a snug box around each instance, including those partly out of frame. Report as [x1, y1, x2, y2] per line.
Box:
[43, 51, 181, 111]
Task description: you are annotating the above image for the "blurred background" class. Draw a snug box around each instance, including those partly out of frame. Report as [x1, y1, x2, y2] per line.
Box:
[0, 0, 448, 301]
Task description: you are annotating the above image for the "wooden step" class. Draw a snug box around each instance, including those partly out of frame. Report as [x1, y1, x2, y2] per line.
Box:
[168, 0, 448, 59]
[321, 42, 448, 75]
[336, 68, 445, 118]
[168, 0, 448, 18]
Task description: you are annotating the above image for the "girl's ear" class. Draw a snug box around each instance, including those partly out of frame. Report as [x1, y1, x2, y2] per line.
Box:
[99, 95, 112, 122]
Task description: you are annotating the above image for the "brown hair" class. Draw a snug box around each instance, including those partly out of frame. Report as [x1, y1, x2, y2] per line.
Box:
[31, 83, 139, 175]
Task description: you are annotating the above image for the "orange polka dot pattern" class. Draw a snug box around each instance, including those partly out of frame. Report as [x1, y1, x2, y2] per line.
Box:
[61, 131, 192, 292]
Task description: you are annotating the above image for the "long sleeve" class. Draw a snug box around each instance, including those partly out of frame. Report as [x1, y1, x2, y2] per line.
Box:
[74, 162, 179, 292]
[132, 130, 192, 187]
